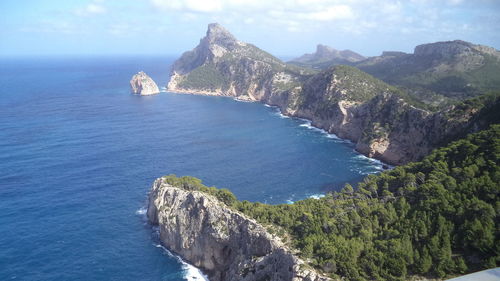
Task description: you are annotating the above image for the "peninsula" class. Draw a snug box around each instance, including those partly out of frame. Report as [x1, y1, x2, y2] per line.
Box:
[166, 23, 500, 165]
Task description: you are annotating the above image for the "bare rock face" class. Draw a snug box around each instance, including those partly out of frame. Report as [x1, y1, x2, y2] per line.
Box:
[147, 178, 331, 281]
[130, 71, 160, 95]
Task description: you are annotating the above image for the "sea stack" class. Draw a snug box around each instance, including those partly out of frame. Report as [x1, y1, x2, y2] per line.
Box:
[130, 71, 160, 95]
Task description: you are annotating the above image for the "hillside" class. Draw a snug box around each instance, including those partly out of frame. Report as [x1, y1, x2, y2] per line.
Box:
[157, 124, 500, 280]
[356, 40, 500, 101]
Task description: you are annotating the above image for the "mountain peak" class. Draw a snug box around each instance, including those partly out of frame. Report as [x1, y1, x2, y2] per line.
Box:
[290, 44, 365, 68]
[316, 44, 335, 54]
[413, 40, 475, 58]
[204, 23, 238, 48]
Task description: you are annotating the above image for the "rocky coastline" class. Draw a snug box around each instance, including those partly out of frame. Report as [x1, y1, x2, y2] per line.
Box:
[165, 23, 497, 165]
[147, 177, 331, 281]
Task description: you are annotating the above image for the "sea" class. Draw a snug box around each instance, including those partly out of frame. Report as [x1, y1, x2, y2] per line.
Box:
[0, 56, 384, 280]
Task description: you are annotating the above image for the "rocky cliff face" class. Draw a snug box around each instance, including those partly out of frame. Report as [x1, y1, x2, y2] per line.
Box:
[166, 24, 499, 165]
[167, 23, 294, 101]
[265, 66, 499, 164]
[147, 177, 331, 281]
[130, 71, 160, 95]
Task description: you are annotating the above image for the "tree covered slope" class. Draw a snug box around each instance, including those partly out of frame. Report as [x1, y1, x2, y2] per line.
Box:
[162, 125, 500, 280]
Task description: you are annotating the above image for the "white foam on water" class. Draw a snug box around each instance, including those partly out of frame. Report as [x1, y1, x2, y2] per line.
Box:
[286, 199, 295, 204]
[308, 194, 325, 200]
[273, 111, 290, 119]
[135, 207, 147, 215]
[297, 119, 349, 143]
[353, 154, 392, 168]
[233, 97, 253, 103]
[325, 133, 340, 140]
[154, 244, 210, 281]
[182, 262, 209, 281]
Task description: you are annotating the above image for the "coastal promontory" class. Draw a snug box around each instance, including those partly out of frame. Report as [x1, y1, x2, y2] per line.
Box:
[147, 176, 330, 281]
[130, 71, 160, 95]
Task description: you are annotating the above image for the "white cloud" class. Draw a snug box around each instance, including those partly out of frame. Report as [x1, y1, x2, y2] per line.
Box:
[19, 20, 79, 34]
[151, 0, 223, 13]
[86, 3, 107, 14]
[75, 1, 107, 16]
[107, 23, 144, 36]
[146, 0, 485, 39]
[447, 0, 464, 5]
[298, 5, 354, 21]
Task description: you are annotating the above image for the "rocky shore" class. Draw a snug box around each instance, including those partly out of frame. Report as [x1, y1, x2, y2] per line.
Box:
[147, 177, 331, 281]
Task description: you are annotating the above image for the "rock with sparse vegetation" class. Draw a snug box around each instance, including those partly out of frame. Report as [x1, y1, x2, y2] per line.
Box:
[130, 71, 160, 95]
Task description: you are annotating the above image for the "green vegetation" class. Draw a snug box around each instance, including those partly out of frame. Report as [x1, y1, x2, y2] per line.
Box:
[357, 50, 500, 102]
[163, 125, 500, 280]
[178, 63, 229, 90]
[445, 91, 500, 121]
[295, 65, 433, 120]
[162, 175, 237, 207]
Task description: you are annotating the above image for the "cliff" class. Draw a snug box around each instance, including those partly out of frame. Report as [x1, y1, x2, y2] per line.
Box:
[166, 23, 500, 165]
[130, 71, 160, 95]
[147, 177, 331, 281]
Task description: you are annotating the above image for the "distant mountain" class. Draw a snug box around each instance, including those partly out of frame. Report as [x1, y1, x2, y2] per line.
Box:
[166, 23, 499, 165]
[356, 40, 500, 100]
[289, 44, 365, 69]
[168, 23, 313, 100]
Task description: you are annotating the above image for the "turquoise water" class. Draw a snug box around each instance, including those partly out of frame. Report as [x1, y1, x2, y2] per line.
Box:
[0, 56, 383, 280]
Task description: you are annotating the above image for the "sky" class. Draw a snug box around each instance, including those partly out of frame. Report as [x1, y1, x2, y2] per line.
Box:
[1, 0, 499, 57]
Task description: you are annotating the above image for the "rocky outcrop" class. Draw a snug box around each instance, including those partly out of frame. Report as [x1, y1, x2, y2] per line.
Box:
[290, 44, 365, 69]
[166, 23, 499, 165]
[167, 23, 295, 101]
[147, 177, 331, 281]
[130, 71, 160, 95]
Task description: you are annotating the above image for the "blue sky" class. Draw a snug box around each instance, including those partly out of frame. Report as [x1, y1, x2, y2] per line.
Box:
[1, 0, 499, 57]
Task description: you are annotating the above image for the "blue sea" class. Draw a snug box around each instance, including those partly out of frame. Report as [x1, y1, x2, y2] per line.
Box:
[0, 56, 384, 280]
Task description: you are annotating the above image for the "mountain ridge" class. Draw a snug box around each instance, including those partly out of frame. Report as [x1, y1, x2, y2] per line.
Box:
[289, 44, 365, 69]
[356, 40, 500, 100]
[166, 23, 500, 165]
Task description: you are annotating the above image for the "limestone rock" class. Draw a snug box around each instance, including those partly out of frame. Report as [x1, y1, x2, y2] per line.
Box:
[130, 71, 160, 95]
[147, 178, 332, 281]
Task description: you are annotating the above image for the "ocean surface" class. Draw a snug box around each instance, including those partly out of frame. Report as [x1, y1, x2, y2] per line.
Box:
[0, 56, 384, 280]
